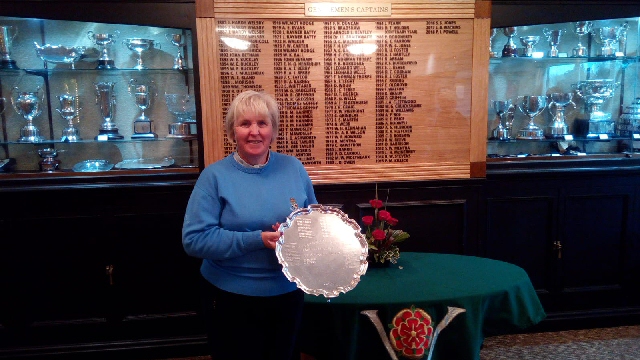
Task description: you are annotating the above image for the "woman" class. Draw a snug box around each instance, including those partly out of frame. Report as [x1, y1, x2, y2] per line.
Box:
[182, 90, 317, 360]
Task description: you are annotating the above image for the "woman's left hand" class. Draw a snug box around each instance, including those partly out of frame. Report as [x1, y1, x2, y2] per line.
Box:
[261, 230, 282, 250]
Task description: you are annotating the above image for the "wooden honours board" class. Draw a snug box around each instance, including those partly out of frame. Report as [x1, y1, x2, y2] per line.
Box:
[197, 1, 490, 183]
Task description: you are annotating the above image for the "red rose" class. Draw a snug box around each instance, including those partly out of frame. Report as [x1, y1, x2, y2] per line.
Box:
[378, 210, 391, 221]
[369, 199, 384, 209]
[372, 229, 386, 241]
[387, 217, 398, 226]
[389, 307, 433, 359]
[362, 216, 374, 226]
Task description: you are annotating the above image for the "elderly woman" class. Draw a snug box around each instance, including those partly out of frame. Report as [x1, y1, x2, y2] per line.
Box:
[182, 90, 317, 360]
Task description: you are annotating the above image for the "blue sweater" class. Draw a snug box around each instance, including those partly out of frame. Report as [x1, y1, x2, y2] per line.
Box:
[182, 151, 317, 296]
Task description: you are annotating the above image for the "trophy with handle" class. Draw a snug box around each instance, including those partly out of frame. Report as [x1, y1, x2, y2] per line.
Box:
[123, 38, 158, 70]
[543, 28, 564, 57]
[94, 81, 123, 140]
[11, 86, 45, 143]
[490, 99, 512, 140]
[516, 95, 547, 140]
[128, 79, 157, 139]
[56, 94, 81, 142]
[546, 92, 574, 138]
[501, 27, 518, 57]
[87, 30, 119, 69]
[0, 25, 18, 69]
[572, 21, 592, 57]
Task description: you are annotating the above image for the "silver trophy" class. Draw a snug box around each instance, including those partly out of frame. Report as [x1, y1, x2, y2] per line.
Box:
[165, 93, 197, 139]
[516, 95, 547, 140]
[128, 79, 157, 139]
[11, 86, 45, 143]
[519, 36, 540, 57]
[501, 27, 518, 57]
[489, 28, 498, 58]
[543, 28, 564, 57]
[123, 38, 158, 70]
[595, 25, 625, 57]
[37, 147, 60, 172]
[573, 79, 617, 137]
[87, 30, 119, 69]
[94, 82, 123, 140]
[34, 43, 86, 70]
[56, 94, 81, 142]
[166, 33, 187, 70]
[572, 21, 592, 57]
[0, 25, 18, 69]
[546, 92, 574, 138]
[490, 99, 512, 140]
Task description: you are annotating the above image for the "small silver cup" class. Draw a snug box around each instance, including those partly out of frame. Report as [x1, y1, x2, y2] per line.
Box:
[519, 36, 540, 57]
[572, 21, 592, 57]
[543, 29, 564, 57]
[166, 33, 187, 70]
[501, 27, 518, 57]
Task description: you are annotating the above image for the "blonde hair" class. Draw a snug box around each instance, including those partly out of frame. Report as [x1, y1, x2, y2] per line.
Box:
[224, 90, 279, 143]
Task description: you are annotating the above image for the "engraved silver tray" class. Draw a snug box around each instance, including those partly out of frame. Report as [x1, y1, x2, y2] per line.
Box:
[276, 204, 369, 298]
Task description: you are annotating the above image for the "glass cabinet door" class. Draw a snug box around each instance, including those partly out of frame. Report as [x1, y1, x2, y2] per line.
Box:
[488, 17, 640, 160]
[0, 15, 199, 174]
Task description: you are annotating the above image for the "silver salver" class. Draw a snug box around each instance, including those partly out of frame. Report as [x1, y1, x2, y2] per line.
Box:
[276, 204, 369, 298]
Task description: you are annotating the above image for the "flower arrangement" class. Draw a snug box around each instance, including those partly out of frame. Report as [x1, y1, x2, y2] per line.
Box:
[362, 193, 410, 265]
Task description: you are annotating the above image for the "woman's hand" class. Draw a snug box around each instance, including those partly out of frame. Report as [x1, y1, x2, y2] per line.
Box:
[261, 230, 282, 250]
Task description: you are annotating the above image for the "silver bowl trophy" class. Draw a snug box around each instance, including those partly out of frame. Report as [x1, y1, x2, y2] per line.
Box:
[489, 28, 498, 58]
[572, 21, 592, 57]
[276, 204, 369, 298]
[516, 95, 547, 140]
[546, 92, 574, 139]
[166, 33, 187, 70]
[94, 81, 123, 140]
[87, 30, 119, 69]
[0, 25, 18, 69]
[165, 93, 197, 139]
[490, 99, 512, 140]
[123, 38, 157, 70]
[128, 79, 157, 139]
[543, 28, 564, 57]
[34, 43, 86, 69]
[56, 94, 81, 142]
[519, 36, 540, 57]
[37, 147, 60, 172]
[11, 86, 45, 143]
[573, 79, 617, 138]
[501, 27, 518, 57]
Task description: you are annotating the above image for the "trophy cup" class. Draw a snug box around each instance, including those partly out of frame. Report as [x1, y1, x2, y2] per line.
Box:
[87, 30, 119, 69]
[519, 36, 540, 57]
[56, 94, 81, 142]
[11, 86, 45, 143]
[123, 38, 157, 70]
[128, 79, 157, 139]
[543, 29, 564, 57]
[596, 26, 624, 57]
[573, 79, 617, 137]
[490, 99, 512, 140]
[572, 21, 592, 57]
[501, 27, 518, 57]
[37, 148, 60, 172]
[166, 33, 187, 70]
[516, 95, 547, 140]
[489, 28, 498, 58]
[0, 25, 18, 69]
[94, 82, 123, 140]
[165, 93, 197, 139]
[545, 92, 574, 139]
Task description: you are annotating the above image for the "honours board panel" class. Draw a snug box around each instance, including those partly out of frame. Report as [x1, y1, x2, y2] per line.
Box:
[214, 19, 475, 181]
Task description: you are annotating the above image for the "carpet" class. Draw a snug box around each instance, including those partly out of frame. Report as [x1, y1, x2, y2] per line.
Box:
[480, 325, 640, 360]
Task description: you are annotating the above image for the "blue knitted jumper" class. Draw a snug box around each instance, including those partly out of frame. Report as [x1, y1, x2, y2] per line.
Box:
[182, 151, 317, 296]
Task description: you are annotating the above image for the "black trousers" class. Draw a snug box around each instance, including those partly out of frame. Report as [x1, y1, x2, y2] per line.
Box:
[200, 276, 304, 360]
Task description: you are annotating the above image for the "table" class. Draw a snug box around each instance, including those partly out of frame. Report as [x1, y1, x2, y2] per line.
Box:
[300, 252, 546, 360]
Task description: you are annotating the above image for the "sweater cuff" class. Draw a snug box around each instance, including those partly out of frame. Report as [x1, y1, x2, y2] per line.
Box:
[245, 230, 266, 251]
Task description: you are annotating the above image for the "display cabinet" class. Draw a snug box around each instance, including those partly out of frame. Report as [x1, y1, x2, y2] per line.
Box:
[0, 4, 201, 175]
[487, 16, 640, 162]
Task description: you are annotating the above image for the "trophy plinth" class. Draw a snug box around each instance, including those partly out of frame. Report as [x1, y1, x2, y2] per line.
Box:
[0, 59, 18, 69]
[516, 95, 547, 140]
[96, 59, 116, 70]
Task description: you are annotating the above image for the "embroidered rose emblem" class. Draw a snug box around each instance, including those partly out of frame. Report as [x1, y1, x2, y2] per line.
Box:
[389, 306, 433, 359]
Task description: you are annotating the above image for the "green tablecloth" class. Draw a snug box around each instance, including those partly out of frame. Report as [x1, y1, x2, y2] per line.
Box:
[301, 252, 546, 360]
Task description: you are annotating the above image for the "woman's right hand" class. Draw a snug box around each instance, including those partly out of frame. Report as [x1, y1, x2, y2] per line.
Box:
[261, 230, 282, 250]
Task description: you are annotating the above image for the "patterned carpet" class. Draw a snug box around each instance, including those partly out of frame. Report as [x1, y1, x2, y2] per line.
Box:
[480, 325, 640, 360]
[162, 326, 640, 360]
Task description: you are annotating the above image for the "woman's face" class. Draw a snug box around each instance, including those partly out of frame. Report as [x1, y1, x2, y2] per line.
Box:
[234, 111, 273, 165]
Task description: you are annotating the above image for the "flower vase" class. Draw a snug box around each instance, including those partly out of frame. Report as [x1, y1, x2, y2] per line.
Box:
[367, 253, 391, 268]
